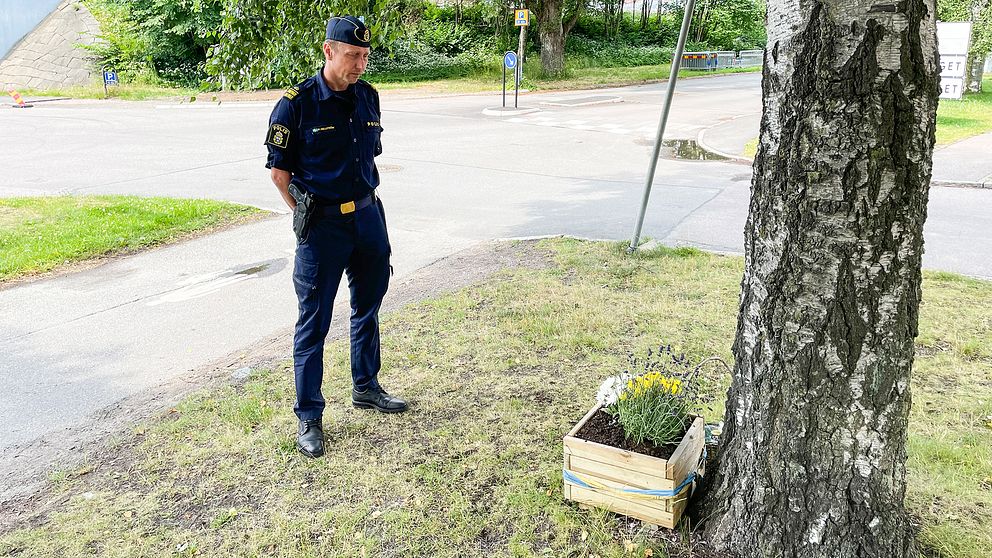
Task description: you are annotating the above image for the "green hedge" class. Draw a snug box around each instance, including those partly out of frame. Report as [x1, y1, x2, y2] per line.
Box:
[565, 36, 673, 68]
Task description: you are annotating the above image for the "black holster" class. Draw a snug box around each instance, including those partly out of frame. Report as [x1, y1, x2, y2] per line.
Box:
[288, 183, 315, 244]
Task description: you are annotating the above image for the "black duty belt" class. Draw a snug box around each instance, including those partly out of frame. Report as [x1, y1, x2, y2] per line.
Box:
[316, 192, 377, 218]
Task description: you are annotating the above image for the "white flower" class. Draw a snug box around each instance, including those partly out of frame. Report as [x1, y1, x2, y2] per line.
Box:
[595, 373, 631, 407]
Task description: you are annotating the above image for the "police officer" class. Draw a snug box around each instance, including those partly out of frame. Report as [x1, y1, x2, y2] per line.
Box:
[265, 15, 407, 459]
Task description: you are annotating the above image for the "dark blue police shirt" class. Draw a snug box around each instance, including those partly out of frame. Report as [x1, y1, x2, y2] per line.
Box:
[265, 72, 383, 204]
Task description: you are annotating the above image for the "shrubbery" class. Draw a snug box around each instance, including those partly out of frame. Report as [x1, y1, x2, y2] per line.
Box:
[565, 35, 673, 68]
[82, 0, 766, 89]
[366, 41, 495, 82]
[83, 0, 220, 87]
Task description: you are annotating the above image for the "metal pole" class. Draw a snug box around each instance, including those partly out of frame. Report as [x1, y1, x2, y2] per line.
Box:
[503, 62, 506, 108]
[514, 65, 520, 108]
[627, 0, 696, 252]
[517, 24, 526, 85]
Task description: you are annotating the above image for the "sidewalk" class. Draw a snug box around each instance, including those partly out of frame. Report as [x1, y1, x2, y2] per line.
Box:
[931, 132, 992, 186]
[697, 113, 992, 188]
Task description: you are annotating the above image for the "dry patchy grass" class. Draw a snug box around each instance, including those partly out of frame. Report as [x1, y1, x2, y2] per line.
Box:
[0, 239, 988, 557]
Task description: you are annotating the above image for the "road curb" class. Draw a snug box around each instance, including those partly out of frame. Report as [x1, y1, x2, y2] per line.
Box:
[539, 95, 623, 107]
[932, 179, 992, 189]
[481, 106, 541, 117]
[695, 115, 757, 164]
[695, 122, 992, 190]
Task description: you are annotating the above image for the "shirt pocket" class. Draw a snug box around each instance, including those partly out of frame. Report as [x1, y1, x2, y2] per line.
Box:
[364, 122, 383, 157]
[302, 123, 347, 158]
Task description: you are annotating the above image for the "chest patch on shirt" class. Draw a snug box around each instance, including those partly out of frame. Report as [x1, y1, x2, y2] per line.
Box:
[267, 124, 291, 148]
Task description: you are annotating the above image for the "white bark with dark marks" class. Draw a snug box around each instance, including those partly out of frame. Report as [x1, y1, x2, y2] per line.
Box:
[702, 0, 940, 556]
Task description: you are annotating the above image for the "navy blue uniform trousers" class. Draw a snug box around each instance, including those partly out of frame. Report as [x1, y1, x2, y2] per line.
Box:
[293, 199, 390, 421]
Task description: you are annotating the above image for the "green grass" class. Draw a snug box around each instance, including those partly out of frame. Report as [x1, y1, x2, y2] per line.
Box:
[371, 60, 761, 94]
[19, 62, 758, 100]
[742, 137, 759, 159]
[936, 77, 992, 145]
[0, 239, 988, 557]
[732, 77, 992, 160]
[21, 82, 200, 102]
[0, 196, 263, 282]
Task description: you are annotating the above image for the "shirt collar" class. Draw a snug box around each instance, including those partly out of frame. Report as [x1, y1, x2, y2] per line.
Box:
[315, 70, 354, 102]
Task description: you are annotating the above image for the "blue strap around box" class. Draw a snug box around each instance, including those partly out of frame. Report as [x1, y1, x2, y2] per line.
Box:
[563, 468, 696, 500]
[563, 446, 707, 501]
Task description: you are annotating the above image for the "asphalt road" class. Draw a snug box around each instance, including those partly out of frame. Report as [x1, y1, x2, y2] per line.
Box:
[1, 72, 990, 489]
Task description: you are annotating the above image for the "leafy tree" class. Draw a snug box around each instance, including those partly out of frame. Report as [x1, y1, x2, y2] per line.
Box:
[938, 0, 991, 91]
[84, 0, 222, 86]
[694, 0, 765, 51]
[525, 0, 585, 76]
[206, 0, 403, 89]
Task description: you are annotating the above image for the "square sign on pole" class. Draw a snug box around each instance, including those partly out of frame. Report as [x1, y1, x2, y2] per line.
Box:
[103, 69, 119, 97]
[936, 21, 972, 100]
[514, 9, 530, 26]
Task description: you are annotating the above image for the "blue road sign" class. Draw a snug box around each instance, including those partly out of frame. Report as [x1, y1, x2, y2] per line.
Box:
[503, 51, 517, 70]
[103, 71, 119, 86]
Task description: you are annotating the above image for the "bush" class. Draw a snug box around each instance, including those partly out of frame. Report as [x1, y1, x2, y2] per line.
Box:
[366, 41, 496, 82]
[83, 0, 220, 87]
[157, 61, 207, 89]
[565, 36, 672, 68]
[81, 1, 155, 80]
[415, 21, 474, 55]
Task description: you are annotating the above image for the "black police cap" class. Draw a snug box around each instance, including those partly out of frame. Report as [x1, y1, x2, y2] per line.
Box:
[325, 16, 371, 48]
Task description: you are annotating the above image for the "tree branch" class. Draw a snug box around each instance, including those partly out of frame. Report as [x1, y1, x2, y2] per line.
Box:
[564, 0, 585, 35]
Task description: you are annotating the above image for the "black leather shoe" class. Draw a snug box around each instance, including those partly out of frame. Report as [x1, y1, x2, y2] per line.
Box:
[296, 419, 324, 458]
[352, 387, 408, 413]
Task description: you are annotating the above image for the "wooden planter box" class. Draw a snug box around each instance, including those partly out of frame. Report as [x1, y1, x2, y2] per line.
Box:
[562, 405, 706, 529]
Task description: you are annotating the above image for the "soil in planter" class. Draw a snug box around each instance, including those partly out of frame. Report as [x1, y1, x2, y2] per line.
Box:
[574, 409, 681, 460]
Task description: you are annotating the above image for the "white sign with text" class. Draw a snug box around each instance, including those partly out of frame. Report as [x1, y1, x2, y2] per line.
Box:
[937, 22, 972, 100]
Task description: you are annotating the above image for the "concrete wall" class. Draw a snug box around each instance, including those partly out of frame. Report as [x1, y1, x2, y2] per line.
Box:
[0, 0, 63, 58]
[0, 0, 101, 90]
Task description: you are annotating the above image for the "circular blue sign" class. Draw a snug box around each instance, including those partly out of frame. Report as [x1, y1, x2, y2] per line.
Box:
[503, 51, 517, 69]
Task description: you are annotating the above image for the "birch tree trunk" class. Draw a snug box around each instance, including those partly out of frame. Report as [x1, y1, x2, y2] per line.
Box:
[702, 0, 940, 556]
[965, 50, 985, 91]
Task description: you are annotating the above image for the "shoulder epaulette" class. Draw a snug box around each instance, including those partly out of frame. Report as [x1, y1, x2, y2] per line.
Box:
[283, 86, 300, 100]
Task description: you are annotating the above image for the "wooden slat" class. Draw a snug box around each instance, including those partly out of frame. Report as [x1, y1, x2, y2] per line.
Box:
[567, 485, 677, 529]
[565, 403, 603, 438]
[563, 463, 675, 507]
[564, 435, 669, 475]
[562, 407, 705, 530]
[567, 454, 675, 491]
[670, 485, 690, 519]
[667, 417, 705, 481]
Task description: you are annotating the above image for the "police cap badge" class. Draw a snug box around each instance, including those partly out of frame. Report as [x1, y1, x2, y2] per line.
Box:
[325, 16, 371, 48]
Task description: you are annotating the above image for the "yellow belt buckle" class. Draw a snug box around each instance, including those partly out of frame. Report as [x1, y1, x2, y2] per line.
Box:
[340, 201, 356, 214]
